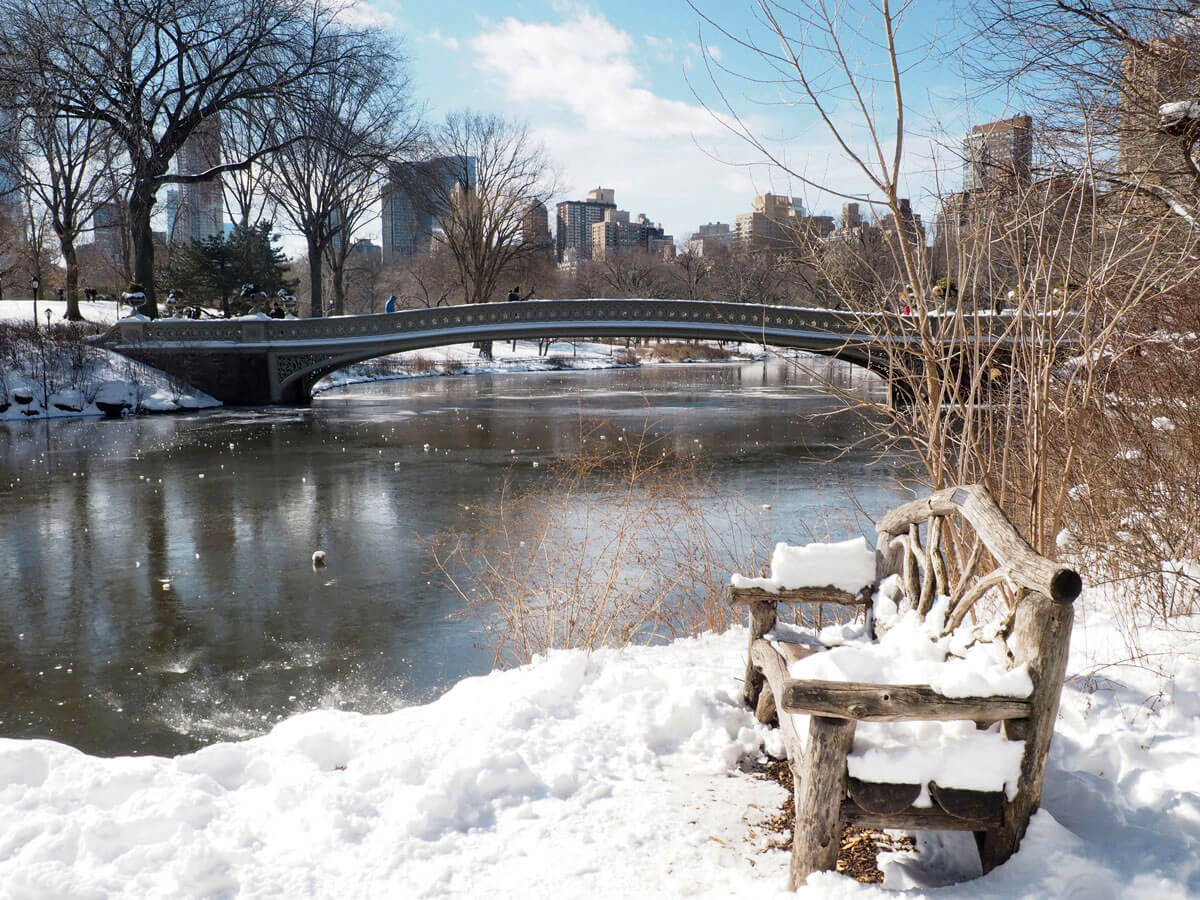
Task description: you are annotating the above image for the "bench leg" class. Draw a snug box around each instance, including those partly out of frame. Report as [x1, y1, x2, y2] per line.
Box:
[976, 800, 1031, 873]
[743, 600, 777, 708]
[790, 715, 856, 889]
[754, 680, 777, 726]
[744, 657, 765, 709]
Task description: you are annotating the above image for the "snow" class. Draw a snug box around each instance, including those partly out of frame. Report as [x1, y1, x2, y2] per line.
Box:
[764, 575, 1032, 798]
[847, 721, 1025, 803]
[730, 537, 876, 594]
[1152, 416, 1176, 433]
[2, 605, 1200, 897]
[1160, 99, 1200, 120]
[0, 588, 1199, 896]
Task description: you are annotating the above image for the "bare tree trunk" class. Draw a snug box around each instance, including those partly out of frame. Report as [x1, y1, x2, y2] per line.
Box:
[62, 240, 81, 320]
[308, 238, 324, 317]
[128, 179, 158, 317]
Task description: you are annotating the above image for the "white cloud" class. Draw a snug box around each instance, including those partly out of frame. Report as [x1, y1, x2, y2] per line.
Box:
[705, 44, 722, 62]
[428, 28, 460, 51]
[644, 34, 678, 63]
[469, 10, 720, 141]
[332, 0, 396, 29]
[459, 5, 937, 243]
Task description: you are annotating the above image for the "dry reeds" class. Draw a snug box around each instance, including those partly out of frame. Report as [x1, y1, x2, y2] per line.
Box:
[431, 421, 771, 666]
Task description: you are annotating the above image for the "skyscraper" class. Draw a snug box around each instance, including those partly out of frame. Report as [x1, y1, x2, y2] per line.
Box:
[381, 155, 477, 261]
[521, 200, 553, 259]
[962, 116, 1033, 193]
[555, 187, 617, 263]
[171, 115, 224, 244]
[1118, 36, 1196, 195]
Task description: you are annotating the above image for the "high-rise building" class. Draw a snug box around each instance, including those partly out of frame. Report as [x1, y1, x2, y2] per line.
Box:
[687, 222, 732, 256]
[734, 194, 828, 250]
[962, 115, 1032, 193]
[171, 115, 224, 244]
[92, 201, 124, 269]
[878, 197, 925, 246]
[381, 155, 477, 261]
[1119, 36, 1197, 195]
[589, 209, 672, 260]
[555, 187, 617, 263]
[521, 200, 553, 259]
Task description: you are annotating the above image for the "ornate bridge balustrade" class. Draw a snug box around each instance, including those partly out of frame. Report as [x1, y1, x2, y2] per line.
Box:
[86, 299, 1040, 406]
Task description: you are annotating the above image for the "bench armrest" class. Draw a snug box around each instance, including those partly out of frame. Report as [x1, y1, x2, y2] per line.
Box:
[726, 584, 874, 608]
[780, 678, 1031, 723]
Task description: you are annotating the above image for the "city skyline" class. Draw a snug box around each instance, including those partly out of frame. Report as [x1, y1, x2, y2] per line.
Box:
[293, 1, 998, 254]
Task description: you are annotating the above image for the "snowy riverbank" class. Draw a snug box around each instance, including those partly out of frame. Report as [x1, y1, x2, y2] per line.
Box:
[1, 592, 1197, 898]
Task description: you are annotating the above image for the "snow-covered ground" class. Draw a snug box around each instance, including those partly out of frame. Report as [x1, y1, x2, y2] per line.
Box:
[1, 591, 1197, 898]
[0, 299, 221, 420]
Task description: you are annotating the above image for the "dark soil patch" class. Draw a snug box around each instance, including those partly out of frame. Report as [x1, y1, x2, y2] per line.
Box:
[750, 757, 916, 884]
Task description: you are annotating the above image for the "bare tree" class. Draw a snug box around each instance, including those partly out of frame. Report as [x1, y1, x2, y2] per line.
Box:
[668, 250, 713, 301]
[418, 112, 556, 306]
[975, 1, 1200, 227]
[221, 102, 276, 231]
[3, 104, 120, 319]
[267, 32, 421, 317]
[695, 0, 1200, 585]
[389, 252, 460, 308]
[590, 248, 672, 298]
[340, 242, 385, 314]
[0, 0, 381, 316]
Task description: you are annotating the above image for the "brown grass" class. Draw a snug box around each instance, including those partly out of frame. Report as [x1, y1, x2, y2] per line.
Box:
[646, 342, 734, 362]
[431, 420, 770, 666]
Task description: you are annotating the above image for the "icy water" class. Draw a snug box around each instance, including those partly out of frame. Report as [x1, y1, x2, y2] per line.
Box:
[0, 359, 910, 756]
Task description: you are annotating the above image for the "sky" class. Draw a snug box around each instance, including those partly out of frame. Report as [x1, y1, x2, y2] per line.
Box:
[338, 0, 1008, 245]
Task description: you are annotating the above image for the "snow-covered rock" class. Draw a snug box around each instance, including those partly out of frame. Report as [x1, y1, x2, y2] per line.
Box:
[49, 388, 85, 413]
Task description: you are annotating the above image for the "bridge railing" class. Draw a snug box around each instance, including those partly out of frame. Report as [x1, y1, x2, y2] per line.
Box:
[90, 299, 1069, 348]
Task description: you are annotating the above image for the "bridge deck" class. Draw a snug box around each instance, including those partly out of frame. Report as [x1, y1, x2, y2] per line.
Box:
[86, 299, 1052, 406]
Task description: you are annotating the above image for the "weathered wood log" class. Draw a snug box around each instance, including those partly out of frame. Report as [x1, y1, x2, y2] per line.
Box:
[727, 585, 873, 607]
[790, 716, 856, 888]
[930, 514, 949, 598]
[978, 589, 1075, 873]
[755, 680, 778, 726]
[847, 778, 922, 814]
[841, 799, 1001, 832]
[876, 484, 1082, 604]
[730, 582, 777, 709]
[750, 641, 803, 753]
[875, 531, 904, 582]
[930, 783, 1006, 820]
[780, 679, 1031, 722]
[944, 568, 1009, 634]
[949, 538, 984, 609]
[901, 534, 920, 610]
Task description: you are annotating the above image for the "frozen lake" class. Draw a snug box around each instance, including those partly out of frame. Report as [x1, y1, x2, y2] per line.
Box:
[0, 358, 909, 756]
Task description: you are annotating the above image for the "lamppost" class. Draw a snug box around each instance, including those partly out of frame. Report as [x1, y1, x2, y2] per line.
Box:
[30, 275, 39, 329]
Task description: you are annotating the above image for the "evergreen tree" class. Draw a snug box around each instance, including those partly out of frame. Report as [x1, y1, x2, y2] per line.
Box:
[165, 223, 293, 316]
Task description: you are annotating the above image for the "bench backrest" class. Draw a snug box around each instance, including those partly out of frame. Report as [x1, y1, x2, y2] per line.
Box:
[874, 484, 1080, 868]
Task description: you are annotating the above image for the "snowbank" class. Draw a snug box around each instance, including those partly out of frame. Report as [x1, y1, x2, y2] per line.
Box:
[2, 607, 1200, 897]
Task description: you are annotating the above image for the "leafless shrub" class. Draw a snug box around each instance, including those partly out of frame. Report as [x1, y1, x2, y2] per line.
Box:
[431, 421, 771, 666]
[693, 1, 1200, 661]
[400, 353, 436, 374]
[648, 342, 733, 362]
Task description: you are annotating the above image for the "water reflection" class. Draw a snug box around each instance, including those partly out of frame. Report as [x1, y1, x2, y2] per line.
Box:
[0, 358, 908, 756]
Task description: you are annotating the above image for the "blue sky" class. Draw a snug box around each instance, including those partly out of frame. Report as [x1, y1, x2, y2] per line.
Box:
[346, 0, 1007, 243]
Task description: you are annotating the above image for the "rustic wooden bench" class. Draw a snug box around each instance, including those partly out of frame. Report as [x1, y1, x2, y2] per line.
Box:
[730, 484, 1082, 888]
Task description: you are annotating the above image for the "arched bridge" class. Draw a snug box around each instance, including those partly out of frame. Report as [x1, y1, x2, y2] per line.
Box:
[87, 298, 1021, 406]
